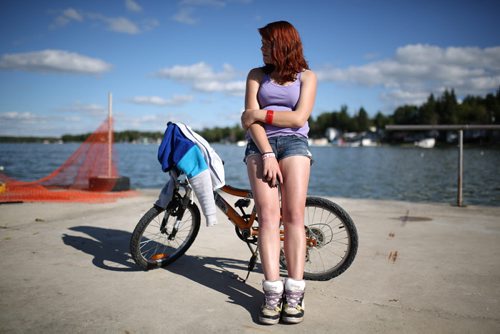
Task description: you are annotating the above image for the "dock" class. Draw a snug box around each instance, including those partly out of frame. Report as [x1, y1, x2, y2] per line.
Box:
[0, 190, 499, 333]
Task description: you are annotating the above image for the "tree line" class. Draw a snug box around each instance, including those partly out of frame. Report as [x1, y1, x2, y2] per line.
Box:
[61, 130, 162, 143]
[200, 88, 500, 143]
[309, 88, 500, 137]
[2, 88, 499, 144]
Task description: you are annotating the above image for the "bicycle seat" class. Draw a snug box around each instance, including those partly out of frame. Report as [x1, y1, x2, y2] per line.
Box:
[235, 198, 251, 208]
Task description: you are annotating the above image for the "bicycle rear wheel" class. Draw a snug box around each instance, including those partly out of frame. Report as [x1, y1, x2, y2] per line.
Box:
[281, 197, 358, 281]
[130, 204, 200, 270]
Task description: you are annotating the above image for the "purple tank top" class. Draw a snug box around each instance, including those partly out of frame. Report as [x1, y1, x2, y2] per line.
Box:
[257, 71, 309, 138]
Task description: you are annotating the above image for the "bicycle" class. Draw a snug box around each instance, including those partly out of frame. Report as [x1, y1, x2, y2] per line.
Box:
[130, 172, 358, 281]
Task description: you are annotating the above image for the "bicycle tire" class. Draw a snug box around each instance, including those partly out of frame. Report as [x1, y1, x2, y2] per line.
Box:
[281, 197, 358, 281]
[130, 204, 201, 270]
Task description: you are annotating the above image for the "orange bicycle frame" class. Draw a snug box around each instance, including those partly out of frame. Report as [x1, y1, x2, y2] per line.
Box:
[214, 185, 257, 233]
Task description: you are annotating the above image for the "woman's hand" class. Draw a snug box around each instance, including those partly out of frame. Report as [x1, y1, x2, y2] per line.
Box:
[241, 109, 261, 129]
[262, 155, 282, 187]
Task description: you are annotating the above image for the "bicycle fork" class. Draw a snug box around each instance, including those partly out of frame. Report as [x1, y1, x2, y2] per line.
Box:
[160, 214, 183, 240]
[162, 186, 191, 240]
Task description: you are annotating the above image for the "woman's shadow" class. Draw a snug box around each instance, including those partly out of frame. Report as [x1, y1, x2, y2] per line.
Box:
[62, 225, 263, 322]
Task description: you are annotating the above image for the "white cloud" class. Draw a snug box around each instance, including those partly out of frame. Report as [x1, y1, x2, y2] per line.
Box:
[157, 62, 236, 81]
[50, 8, 157, 34]
[51, 8, 84, 28]
[179, 0, 252, 7]
[193, 80, 245, 95]
[0, 49, 112, 74]
[64, 8, 84, 21]
[0, 111, 40, 121]
[66, 102, 106, 116]
[95, 15, 159, 34]
[106, 17, 140, 34]
[86, 13, 140, 34]
[156, 62, 245, 95]
[130, 95, 194, 106]
[125, 0, 142, 12]
[317, 44, 500, 109]
[142, 18, 160, 31]
[179, 0, 226, 7]
[0, 112, 51, 136]
[172, 7, 197, 25]
[173, 0, 251, 24]
[380, 90, 430, 107]
[115, 112, 187, 132]
[0, 107, 118, 136]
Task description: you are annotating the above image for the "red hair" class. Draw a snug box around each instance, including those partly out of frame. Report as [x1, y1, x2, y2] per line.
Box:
[259, 21, 309, 84]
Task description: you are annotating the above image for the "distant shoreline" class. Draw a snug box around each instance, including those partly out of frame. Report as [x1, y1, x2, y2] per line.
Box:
[1, 138, 499, 148]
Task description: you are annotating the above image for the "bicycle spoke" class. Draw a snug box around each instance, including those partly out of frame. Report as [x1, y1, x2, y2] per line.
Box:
[297, 197, 358, 280]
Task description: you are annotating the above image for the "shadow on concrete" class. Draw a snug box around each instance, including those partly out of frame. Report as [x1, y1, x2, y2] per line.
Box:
[62, 226, 140, 272]
[62, 225, 263, 323]
[166, 255, 263, 323]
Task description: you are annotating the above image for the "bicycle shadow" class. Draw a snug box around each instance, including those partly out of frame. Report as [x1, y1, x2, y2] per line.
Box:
[62, 225, 263, 322]
[62, 226, 139, 272]
[166, 255, 263, 322]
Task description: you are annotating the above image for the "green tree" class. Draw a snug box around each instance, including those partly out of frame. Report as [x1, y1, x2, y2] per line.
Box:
[310, 112, 333, 138]
[437, 89, 458, 124]
[484, 88, 500, 124]
[337, 105, 356, 132]
[373, 111, 390, 130]
[355, 107, 370, 132]
[393, 105, 419, 124]
[419, 93, 438, 124]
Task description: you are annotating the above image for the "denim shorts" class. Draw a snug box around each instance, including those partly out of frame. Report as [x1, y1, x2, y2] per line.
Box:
[244, 135, 313, 164]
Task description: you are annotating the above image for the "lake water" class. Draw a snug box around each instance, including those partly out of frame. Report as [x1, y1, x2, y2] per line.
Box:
[1, 143, 499, 206]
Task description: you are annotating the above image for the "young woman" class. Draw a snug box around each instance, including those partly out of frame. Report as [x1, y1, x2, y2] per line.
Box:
[241, 20, 317, 325]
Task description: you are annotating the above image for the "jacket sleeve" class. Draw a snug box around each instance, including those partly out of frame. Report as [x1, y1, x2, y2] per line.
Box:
[174, 122, 225, 189]
[158, 123, 195, 172]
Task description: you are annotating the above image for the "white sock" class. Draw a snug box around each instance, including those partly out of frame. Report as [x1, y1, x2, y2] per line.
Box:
[285, 278, 305, 291]
[263, 280, 284, 293]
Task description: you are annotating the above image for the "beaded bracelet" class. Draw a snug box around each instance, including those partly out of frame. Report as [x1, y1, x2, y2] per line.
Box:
[262, 152, 276, 160]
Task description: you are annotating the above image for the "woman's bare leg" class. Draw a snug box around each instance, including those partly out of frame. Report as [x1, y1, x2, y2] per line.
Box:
[246, 155, 281, 281]
[279, 156, 310, 280]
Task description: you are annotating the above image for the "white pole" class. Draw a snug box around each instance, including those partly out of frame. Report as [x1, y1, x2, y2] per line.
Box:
[457, 130, 463, 207]
[108, 92, 112, 177]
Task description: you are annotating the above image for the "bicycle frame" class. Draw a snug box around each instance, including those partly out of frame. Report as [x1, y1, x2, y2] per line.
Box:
[214, 185, 257, 231]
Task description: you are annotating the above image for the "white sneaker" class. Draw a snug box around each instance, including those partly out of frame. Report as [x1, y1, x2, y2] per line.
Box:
[259, 280, 284, 325]
[282, 278, 305, 324]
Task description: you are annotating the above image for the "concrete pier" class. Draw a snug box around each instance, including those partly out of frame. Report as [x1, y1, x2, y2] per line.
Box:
[1, 190, 499, 333]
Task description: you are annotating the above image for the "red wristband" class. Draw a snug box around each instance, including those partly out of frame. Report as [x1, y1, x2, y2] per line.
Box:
[265, 110, 274, 124]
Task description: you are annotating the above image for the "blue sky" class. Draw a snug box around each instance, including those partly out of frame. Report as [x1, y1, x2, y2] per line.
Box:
[1, 0, 499, 136]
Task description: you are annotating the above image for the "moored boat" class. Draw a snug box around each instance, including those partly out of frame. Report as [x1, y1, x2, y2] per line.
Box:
[414, 138, 435, 148]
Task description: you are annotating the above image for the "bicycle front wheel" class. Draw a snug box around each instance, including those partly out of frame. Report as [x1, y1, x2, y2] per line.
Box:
[130, 204, 200, 270]
[302, 197, 358, 281]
